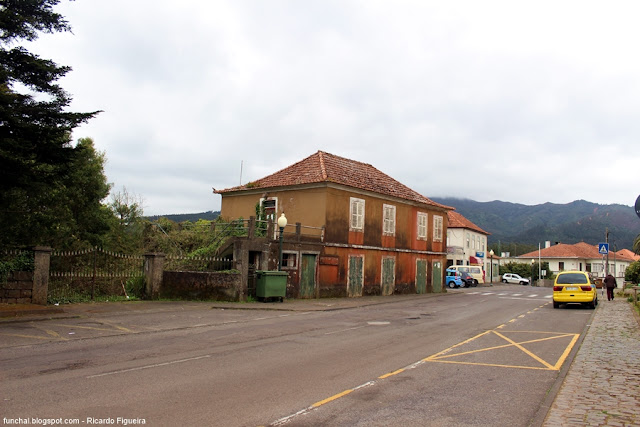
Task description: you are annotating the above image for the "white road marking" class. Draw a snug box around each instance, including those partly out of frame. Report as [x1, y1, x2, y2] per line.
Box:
[87, 355, 211, 378]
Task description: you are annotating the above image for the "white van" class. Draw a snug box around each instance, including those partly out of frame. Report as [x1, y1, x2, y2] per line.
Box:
[448, 265, 485, 284]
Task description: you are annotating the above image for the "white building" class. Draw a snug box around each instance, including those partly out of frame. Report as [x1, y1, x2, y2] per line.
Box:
[517, 242, 636, 281]
[446, 211, 493, 281]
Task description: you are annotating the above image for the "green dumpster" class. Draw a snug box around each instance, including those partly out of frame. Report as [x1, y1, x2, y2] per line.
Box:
[255, 271, 287, 302]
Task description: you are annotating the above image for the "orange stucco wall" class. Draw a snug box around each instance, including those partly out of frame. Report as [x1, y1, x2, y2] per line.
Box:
[220, 184, 450, 297]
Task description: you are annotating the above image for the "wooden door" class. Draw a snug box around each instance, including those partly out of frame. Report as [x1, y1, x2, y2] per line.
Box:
[416, 259, 427, 294]
[381, 257, 395, 296]
[299, 254, 317, 299]
[432, 261, 442, 293]
[348, 255, 364, 297]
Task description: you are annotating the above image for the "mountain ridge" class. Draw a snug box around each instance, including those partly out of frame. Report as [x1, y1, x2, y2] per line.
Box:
[430, 197, 640, 250]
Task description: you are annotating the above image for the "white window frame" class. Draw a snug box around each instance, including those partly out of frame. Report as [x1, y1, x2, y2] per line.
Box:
[433, 215, 443, 242]
[349, 197, 365, 232]
[417, 212, 428, 240]
[383, 204, 396, 236]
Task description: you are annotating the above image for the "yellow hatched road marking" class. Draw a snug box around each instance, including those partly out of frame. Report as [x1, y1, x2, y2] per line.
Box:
[0, 333, 57, 340]
[50, 323, 130, 332]
[492, 331, 554, 369]
[425, 329, 580, 371]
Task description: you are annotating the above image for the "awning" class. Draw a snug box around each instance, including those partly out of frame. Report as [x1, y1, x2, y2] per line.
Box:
[469, 256, 481, 265]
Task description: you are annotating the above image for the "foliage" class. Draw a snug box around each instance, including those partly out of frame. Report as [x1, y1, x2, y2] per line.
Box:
[124, 276, 145, 299]
[105, 187, 145, 253]
[140, 216, 251, 258]
[0, 251, 34, 282]
[146, 211, 220, 223]
[0, 1, 101, 250]
[498, 261, 549, 280]
[625, 261, 640, 284]
[255, 202, 267, 237]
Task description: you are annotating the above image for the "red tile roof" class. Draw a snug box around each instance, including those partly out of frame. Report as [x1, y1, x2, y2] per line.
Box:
[447, 211, 489, 235]
[616, 248, 640, 261]
[216, 151, 452, 209]
[519, 242, 636, 261]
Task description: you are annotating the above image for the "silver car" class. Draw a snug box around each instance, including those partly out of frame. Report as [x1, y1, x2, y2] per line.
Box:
[502, 273, 530, 285]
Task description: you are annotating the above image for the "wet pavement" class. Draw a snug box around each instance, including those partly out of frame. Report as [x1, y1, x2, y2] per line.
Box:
[2, 285, 639, 426]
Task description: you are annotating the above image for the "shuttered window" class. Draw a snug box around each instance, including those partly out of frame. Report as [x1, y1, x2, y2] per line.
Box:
[383, 204, 396, 236]
[434, 215, 443, 242]
[417, 212, 427, 240]
[350, 198, 365, 231]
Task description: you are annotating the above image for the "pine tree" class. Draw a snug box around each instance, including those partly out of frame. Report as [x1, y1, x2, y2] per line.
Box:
[0, 0, 100, 247]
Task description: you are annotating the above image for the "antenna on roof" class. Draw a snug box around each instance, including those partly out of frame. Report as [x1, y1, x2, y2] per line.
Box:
[240, 160, 243, 185]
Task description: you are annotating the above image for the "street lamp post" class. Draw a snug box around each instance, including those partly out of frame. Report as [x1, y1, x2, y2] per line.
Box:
[489, 249, 494, 284]
[277, 213, 287, 271]
[531, 259, 535, 285]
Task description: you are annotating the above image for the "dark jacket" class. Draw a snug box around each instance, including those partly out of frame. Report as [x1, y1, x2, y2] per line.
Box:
[604, 274, 617, 288]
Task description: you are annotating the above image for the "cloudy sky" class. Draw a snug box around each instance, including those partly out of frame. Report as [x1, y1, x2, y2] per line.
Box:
[29, 0, 640, 215]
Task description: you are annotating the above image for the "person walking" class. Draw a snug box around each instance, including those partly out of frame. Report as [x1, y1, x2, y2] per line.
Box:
[604, 273, 617, 301]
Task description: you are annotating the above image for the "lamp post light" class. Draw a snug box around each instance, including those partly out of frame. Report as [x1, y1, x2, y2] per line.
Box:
[531, 258, 535, 285]
[489, 249, 494, 284]
[277, 213, 287, 271]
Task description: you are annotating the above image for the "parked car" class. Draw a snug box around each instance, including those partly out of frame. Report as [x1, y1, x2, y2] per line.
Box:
[460, 271, 476, 287]
[445, 268, 464, 288]
[502, 273, 530, 285]
[448, 265, 484, 284]
[553, 271, 597, 309]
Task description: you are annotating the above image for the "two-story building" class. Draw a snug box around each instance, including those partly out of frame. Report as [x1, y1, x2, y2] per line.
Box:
[215, 151, 453, 299]
[446, 211, 491, 281]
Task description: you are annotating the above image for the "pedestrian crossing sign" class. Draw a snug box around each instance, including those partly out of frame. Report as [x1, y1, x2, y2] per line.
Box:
[598, 243, 609, 255]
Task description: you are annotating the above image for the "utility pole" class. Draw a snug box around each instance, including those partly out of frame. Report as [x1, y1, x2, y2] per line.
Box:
[605, 228, 609, 276]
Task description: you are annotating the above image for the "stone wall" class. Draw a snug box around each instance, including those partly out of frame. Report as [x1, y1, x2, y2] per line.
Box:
[1, 271, 34, 304]
[160, 271, 242, 301]
[1, 247, 50, 305]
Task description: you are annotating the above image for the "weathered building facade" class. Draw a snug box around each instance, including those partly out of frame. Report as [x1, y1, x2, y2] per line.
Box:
[215, 151, 453, 299]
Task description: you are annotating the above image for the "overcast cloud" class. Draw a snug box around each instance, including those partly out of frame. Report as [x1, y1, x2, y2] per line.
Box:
[28, 0, 640, 215]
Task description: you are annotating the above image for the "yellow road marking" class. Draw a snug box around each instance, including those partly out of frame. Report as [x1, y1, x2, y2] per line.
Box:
[379, 368, 405, 379]
[0, 333, 55, 340]
[493, 331, 553, 369]
[422, 330, 492, 361]
[43, 329, 67, 340]
[425, 329, 580, 371]
[312, 389, 353, 407]
[271, 323, 579, 425]
[425, 360, 557, 371]
[553, 331, 580, 370]
[50, 323, 127, 332]
[97, 320, 134, 333]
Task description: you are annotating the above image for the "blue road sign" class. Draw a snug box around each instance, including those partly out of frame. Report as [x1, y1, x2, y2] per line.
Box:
[598, 243, 609, 255]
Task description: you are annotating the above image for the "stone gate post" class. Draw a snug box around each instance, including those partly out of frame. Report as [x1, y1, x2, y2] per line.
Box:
[144, 253, 165, 300]
[32, 246, 52, 305]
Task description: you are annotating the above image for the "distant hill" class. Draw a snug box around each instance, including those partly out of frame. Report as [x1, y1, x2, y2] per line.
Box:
[146, 211, 220, 223]
[430, 198, 640, 250]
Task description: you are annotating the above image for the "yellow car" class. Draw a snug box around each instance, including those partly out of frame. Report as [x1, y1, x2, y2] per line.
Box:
[553, 271, 598, 309]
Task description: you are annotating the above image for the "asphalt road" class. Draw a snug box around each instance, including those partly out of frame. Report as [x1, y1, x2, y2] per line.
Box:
[0, 285, 593, 427]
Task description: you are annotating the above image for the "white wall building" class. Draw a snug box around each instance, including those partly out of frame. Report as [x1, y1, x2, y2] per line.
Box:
[517, 242, 636, 281]
[446, 211, 492, 282]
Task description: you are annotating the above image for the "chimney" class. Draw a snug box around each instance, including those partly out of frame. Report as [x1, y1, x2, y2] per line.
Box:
[545, 241, 551, 248]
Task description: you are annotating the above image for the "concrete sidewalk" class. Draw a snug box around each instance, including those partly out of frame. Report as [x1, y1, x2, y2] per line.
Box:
[542, 298, 640, 426]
